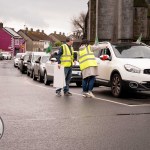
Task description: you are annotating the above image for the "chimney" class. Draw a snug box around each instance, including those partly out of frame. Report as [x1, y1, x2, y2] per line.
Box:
[42, 30, 44, 33]
[26, 27, 28, 31]
[54, 31, 56, 34]
[36, 29, 40, 32]
[0, 22, 3, 28]
[59, 32, 61, 35]
[30, 28, 33, 32]
[63, 32, 65, 36]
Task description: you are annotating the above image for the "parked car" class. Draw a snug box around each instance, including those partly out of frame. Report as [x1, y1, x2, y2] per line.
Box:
[14, 53, 25, 67]
[93, 41, 150, 97]
[0, 52, 4, 60]
[44, 51, 82, 86]
[18, 52, 30, 73]
[32, 53, 50, 82]
[27, 52, 47, 78]
[1, 51, 12, 60]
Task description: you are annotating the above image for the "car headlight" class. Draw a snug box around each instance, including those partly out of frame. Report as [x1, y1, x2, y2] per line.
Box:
[124, 64, 141, 73]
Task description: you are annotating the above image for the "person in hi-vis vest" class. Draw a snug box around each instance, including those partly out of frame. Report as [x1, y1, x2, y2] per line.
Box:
[78, 39, 99, 98]
[56, 37, 75, 96]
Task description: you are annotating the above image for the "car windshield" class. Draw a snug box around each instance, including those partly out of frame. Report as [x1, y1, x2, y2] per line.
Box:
[112, 44, 150, 58]
[41, 56, 49, 63]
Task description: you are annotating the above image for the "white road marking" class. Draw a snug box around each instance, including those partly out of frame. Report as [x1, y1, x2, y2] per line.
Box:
[25, 79, 150, 107]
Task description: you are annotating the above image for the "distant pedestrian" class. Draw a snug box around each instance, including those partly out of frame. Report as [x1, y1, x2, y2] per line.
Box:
[56, 37, 75, 96]
[78, 39, 99, 98]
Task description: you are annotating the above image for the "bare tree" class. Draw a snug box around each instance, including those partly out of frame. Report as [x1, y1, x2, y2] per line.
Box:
[71, 12, 86, 38]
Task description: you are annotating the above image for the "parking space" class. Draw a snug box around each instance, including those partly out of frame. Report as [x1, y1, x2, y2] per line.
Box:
[25, 77, 150, 107]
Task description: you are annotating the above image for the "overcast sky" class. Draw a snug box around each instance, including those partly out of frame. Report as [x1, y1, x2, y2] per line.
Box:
[0, 0, 88, 35]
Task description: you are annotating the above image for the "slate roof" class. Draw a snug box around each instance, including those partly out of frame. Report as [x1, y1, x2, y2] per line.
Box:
[4, 27, 22, 38]
[49, 32, 66, 43]
[19, 29, 51, 41]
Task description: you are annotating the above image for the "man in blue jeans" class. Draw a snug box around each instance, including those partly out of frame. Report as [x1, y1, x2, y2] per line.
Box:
[56, 37, 75, 96]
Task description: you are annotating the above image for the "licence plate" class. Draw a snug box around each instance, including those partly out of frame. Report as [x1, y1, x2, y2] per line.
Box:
[72, 71, 81, 75]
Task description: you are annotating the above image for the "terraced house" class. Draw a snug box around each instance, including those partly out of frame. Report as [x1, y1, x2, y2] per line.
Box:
[0, 23, 25, 56]
[18, 28, 51, 52]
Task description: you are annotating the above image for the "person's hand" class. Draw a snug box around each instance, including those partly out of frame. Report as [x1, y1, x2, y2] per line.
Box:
[58, 64, 61, 69]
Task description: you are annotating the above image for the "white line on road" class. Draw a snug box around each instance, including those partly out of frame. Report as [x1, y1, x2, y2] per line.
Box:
[25, 79, 150, 107]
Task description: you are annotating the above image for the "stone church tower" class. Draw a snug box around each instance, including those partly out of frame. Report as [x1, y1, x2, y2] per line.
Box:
[86, 0, 150, 43]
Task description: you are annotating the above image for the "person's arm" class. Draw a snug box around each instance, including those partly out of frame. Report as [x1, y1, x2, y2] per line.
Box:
[57, 46, 63, 68]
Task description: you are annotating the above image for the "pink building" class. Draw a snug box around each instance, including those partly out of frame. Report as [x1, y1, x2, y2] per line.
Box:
[0, 23, 25, 56]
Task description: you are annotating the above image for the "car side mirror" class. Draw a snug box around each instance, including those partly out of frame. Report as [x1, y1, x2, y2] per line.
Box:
[100, 55, 111, 61]
[27, 60, 31, 63]
[35, 60, 40, 63]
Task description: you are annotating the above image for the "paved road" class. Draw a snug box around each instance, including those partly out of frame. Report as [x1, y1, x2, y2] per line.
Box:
[0, 60, 150, 150]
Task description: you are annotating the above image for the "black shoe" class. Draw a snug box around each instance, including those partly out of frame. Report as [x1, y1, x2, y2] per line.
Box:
[56, 91, 62, 97]
[64, 92, 72, 96]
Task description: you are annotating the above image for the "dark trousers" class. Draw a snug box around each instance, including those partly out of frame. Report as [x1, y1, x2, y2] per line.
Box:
[82, 76, 95, 92]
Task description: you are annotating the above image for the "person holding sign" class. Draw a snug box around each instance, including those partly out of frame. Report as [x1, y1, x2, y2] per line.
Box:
[55, 37, 75, 97]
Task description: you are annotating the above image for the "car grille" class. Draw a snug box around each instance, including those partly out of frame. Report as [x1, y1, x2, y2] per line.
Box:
[72, 65, 80, 71]
[144, 69, 150, 75]
[141, 82, 150, 88]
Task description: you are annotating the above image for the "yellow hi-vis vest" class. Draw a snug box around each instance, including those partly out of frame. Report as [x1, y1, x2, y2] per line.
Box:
[78, 45, 98, 71]
[60, 44, 74, 67]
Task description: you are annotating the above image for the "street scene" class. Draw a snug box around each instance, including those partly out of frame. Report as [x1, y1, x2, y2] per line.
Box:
[1, 0, 150, 150]
[0, 58, 150, 150]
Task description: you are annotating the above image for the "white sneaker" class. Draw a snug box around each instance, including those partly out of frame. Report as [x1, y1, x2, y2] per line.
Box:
[88, 91, 95, 98]
[82, 92, 91, 98]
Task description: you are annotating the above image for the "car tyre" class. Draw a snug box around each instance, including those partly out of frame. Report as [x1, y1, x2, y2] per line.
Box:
[38, 71, 43, 82]
[111, 73, 123, 97]
[33, 71, 37, 81]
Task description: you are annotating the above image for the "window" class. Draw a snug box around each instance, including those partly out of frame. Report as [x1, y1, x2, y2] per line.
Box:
[15, 39, 19, 45]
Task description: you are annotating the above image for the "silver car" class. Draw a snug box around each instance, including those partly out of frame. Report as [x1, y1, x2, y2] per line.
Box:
[32, 53, 50, 82]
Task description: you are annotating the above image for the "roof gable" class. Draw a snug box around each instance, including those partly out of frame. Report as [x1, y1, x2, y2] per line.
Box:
[4, 27, 22, 38]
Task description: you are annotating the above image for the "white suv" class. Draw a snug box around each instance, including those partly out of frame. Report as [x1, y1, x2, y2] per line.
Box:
[94, 42, 150, 97]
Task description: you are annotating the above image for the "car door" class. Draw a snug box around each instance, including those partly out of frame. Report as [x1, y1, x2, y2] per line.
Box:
[96, 47, 113, 82]
[34, 56, 41, 76]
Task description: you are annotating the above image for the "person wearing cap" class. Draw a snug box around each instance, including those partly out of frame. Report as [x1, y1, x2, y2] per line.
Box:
[56, 37, 75, 96]
[78, 39, 99, 98]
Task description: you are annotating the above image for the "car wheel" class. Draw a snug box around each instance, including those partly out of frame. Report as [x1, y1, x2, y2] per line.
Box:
[32, 71, 37, 81]
[111, 73, 123, 97]
[27, 70, 30, 76]
[30, 70, 33, 78]
[44, 72, 50, 85]
[38, 71, 43, 82]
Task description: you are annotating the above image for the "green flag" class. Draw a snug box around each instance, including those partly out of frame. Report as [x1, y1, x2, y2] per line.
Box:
[46, 43, 52, 53]
[94, 36, 99, 45]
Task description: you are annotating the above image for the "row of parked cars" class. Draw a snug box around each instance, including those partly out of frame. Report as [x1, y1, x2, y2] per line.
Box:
[14, 49, 82, 87]
[14, 42, 150, 97]
[0, 51, 12, 60]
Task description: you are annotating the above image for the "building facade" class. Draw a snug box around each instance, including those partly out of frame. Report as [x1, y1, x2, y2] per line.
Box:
[0, 23, 25, 56]
[86, 0, 150, 43]
[18, 28, 51, 52]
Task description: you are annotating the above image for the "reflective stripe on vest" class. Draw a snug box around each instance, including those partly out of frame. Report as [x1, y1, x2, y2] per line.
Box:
[78, 45, 97, 70]
[60, 44, 74, 67]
